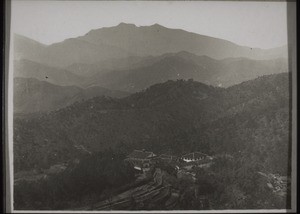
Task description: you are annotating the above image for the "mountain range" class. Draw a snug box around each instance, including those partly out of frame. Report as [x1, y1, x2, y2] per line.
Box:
[83, 51, 288, 92]
[13, 49, 288, 114]
[14, 23, 288, 68]
[13, 23, 288, 111]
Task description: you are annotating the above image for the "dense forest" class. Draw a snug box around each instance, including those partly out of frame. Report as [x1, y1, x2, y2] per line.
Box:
[14, 73, 290, 175]
[14, 150, 136, 210]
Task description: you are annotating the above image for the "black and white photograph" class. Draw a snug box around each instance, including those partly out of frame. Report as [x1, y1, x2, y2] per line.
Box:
[5, 0, 297, 212]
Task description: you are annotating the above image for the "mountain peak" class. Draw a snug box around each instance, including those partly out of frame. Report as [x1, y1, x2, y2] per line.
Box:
[116, 22, 137, 28]
[176, 51, 197, 57]
[150, 23, 163, 27]
[14, 33, 47, 47]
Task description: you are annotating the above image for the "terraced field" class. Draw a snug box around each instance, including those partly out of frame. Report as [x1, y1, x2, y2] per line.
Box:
[79, 169, 181, 210]
[95, 184, 168, 209]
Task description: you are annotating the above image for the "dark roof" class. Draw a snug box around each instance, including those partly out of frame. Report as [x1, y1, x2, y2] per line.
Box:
[127, 150, 156, 159]
[181, 152, 208, 159]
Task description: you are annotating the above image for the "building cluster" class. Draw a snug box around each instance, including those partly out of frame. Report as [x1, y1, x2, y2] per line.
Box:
[124, 149, 213, 173]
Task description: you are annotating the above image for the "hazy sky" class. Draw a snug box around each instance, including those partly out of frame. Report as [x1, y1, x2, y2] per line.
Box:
[11, 1, 288, 49]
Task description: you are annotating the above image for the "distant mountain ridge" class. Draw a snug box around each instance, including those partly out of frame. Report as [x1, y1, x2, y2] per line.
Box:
[14, 49, 288, 92]
[83, 51, 288, 92]
[14, 77, 130, 114]
[78, 23, 287, 60]
[14, 23, 287, 68]
[14, 59, 83, 86]
[14, 34, 46, 61]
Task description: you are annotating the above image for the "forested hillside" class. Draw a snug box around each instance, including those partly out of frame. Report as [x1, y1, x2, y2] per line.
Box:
[14, 73, 290, 175]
